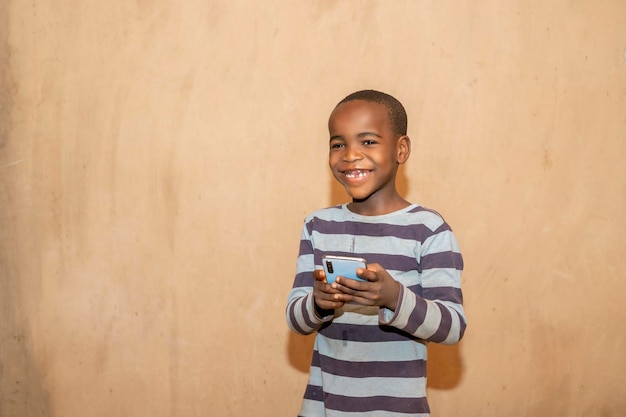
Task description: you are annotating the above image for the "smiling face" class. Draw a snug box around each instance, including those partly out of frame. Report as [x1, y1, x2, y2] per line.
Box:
[328, 99, 411, 215]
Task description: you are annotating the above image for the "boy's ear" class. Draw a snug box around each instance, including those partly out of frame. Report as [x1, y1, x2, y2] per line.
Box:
[396, 135, 411, 164]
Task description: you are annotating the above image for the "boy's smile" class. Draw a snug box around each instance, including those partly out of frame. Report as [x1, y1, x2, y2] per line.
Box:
[328, 99, 411, 215]
[343, 169, 370, 181]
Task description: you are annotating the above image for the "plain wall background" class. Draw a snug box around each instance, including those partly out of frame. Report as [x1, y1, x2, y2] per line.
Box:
[2, 1, 625, 416]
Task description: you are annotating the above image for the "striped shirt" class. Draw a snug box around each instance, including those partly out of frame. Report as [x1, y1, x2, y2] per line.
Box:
[286, 204, 466, 417]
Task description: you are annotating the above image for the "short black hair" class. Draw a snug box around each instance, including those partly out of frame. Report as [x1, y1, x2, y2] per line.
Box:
[336, 90, 408, 136]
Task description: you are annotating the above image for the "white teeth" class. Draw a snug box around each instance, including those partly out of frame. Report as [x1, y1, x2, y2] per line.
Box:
[345, 170, 368, 178]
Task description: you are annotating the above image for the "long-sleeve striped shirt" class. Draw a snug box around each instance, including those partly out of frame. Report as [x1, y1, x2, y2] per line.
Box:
[286, 203, 466, 417]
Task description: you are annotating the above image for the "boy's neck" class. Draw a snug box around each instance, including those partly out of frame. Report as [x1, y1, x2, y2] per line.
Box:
[347, 194, 411, 216]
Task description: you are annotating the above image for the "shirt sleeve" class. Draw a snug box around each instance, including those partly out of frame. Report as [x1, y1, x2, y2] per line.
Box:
[285, 220, 333, 335]
[379, 223, 467, 345]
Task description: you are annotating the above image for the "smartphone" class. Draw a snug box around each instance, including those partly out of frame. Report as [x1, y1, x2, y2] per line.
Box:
[322, 255, 367, 284]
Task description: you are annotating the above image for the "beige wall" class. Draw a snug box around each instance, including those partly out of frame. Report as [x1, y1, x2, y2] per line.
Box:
[2, 1, 625, 416]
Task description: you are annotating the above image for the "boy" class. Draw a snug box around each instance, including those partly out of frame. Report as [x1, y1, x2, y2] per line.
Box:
[286, 90, 466, 417]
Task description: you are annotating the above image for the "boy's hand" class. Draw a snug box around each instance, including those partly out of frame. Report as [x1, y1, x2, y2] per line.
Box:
[331, 263, 401, 311]
[312, 269, 345, 314]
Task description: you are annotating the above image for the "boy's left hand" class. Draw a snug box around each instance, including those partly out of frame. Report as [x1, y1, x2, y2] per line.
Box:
[331, 263, 401, 311]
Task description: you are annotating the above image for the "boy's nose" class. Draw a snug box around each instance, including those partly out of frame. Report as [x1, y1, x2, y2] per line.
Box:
[342, 146, 363, 162]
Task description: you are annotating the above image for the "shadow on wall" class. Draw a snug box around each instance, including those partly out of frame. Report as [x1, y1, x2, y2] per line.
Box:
[427, 342, 465, 389]
[286, 332, 316, 373]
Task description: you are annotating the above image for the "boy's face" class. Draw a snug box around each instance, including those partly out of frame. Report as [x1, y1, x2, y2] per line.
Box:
[328, 100, 409, 205]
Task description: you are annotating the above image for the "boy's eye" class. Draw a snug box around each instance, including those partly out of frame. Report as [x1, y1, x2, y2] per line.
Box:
[363, 140, 377, 145]
[330, 142, 345, 149]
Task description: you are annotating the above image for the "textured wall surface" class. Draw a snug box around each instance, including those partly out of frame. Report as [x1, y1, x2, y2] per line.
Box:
[1, 1, 625, 416]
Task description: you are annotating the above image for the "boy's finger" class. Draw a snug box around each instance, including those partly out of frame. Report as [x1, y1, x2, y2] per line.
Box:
[356, 268, 378, 282]
[335, 277, 367, 291]
[313, 269, 327, 281]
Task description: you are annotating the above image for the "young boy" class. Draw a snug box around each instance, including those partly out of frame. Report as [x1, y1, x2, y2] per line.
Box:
[286, 90, 466, 417]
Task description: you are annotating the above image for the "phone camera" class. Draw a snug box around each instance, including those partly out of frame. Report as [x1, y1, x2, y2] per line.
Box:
[325, 261, 334, 274]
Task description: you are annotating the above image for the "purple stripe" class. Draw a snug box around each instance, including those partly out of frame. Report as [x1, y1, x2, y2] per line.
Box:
[300, 294, 317, 329]
[311, 348, 320, 367]
[319, 322, 419, 343]
[406, 283, 424, 295]
[288, 300, 306, 334]
[422, 286, 463, 305]
[305, 206, 343, 235]
[293, 271, 313, 288]
[428, 303, 452, 343]
[303, 384, 324, 401]
[309, 217, 439, 242]
[324, 393, 430, 414]
[403, 296, 429, 334]
[366, 253, 419, 270]
[421, 251, 464, 271]
[433, 221, 453, 233]
[459, 318, 467, 339]
[299, 238, 314, 255]
[318, 354, 426, 378]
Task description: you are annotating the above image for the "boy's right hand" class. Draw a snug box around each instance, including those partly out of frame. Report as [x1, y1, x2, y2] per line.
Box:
[313, 269, 345, 313]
